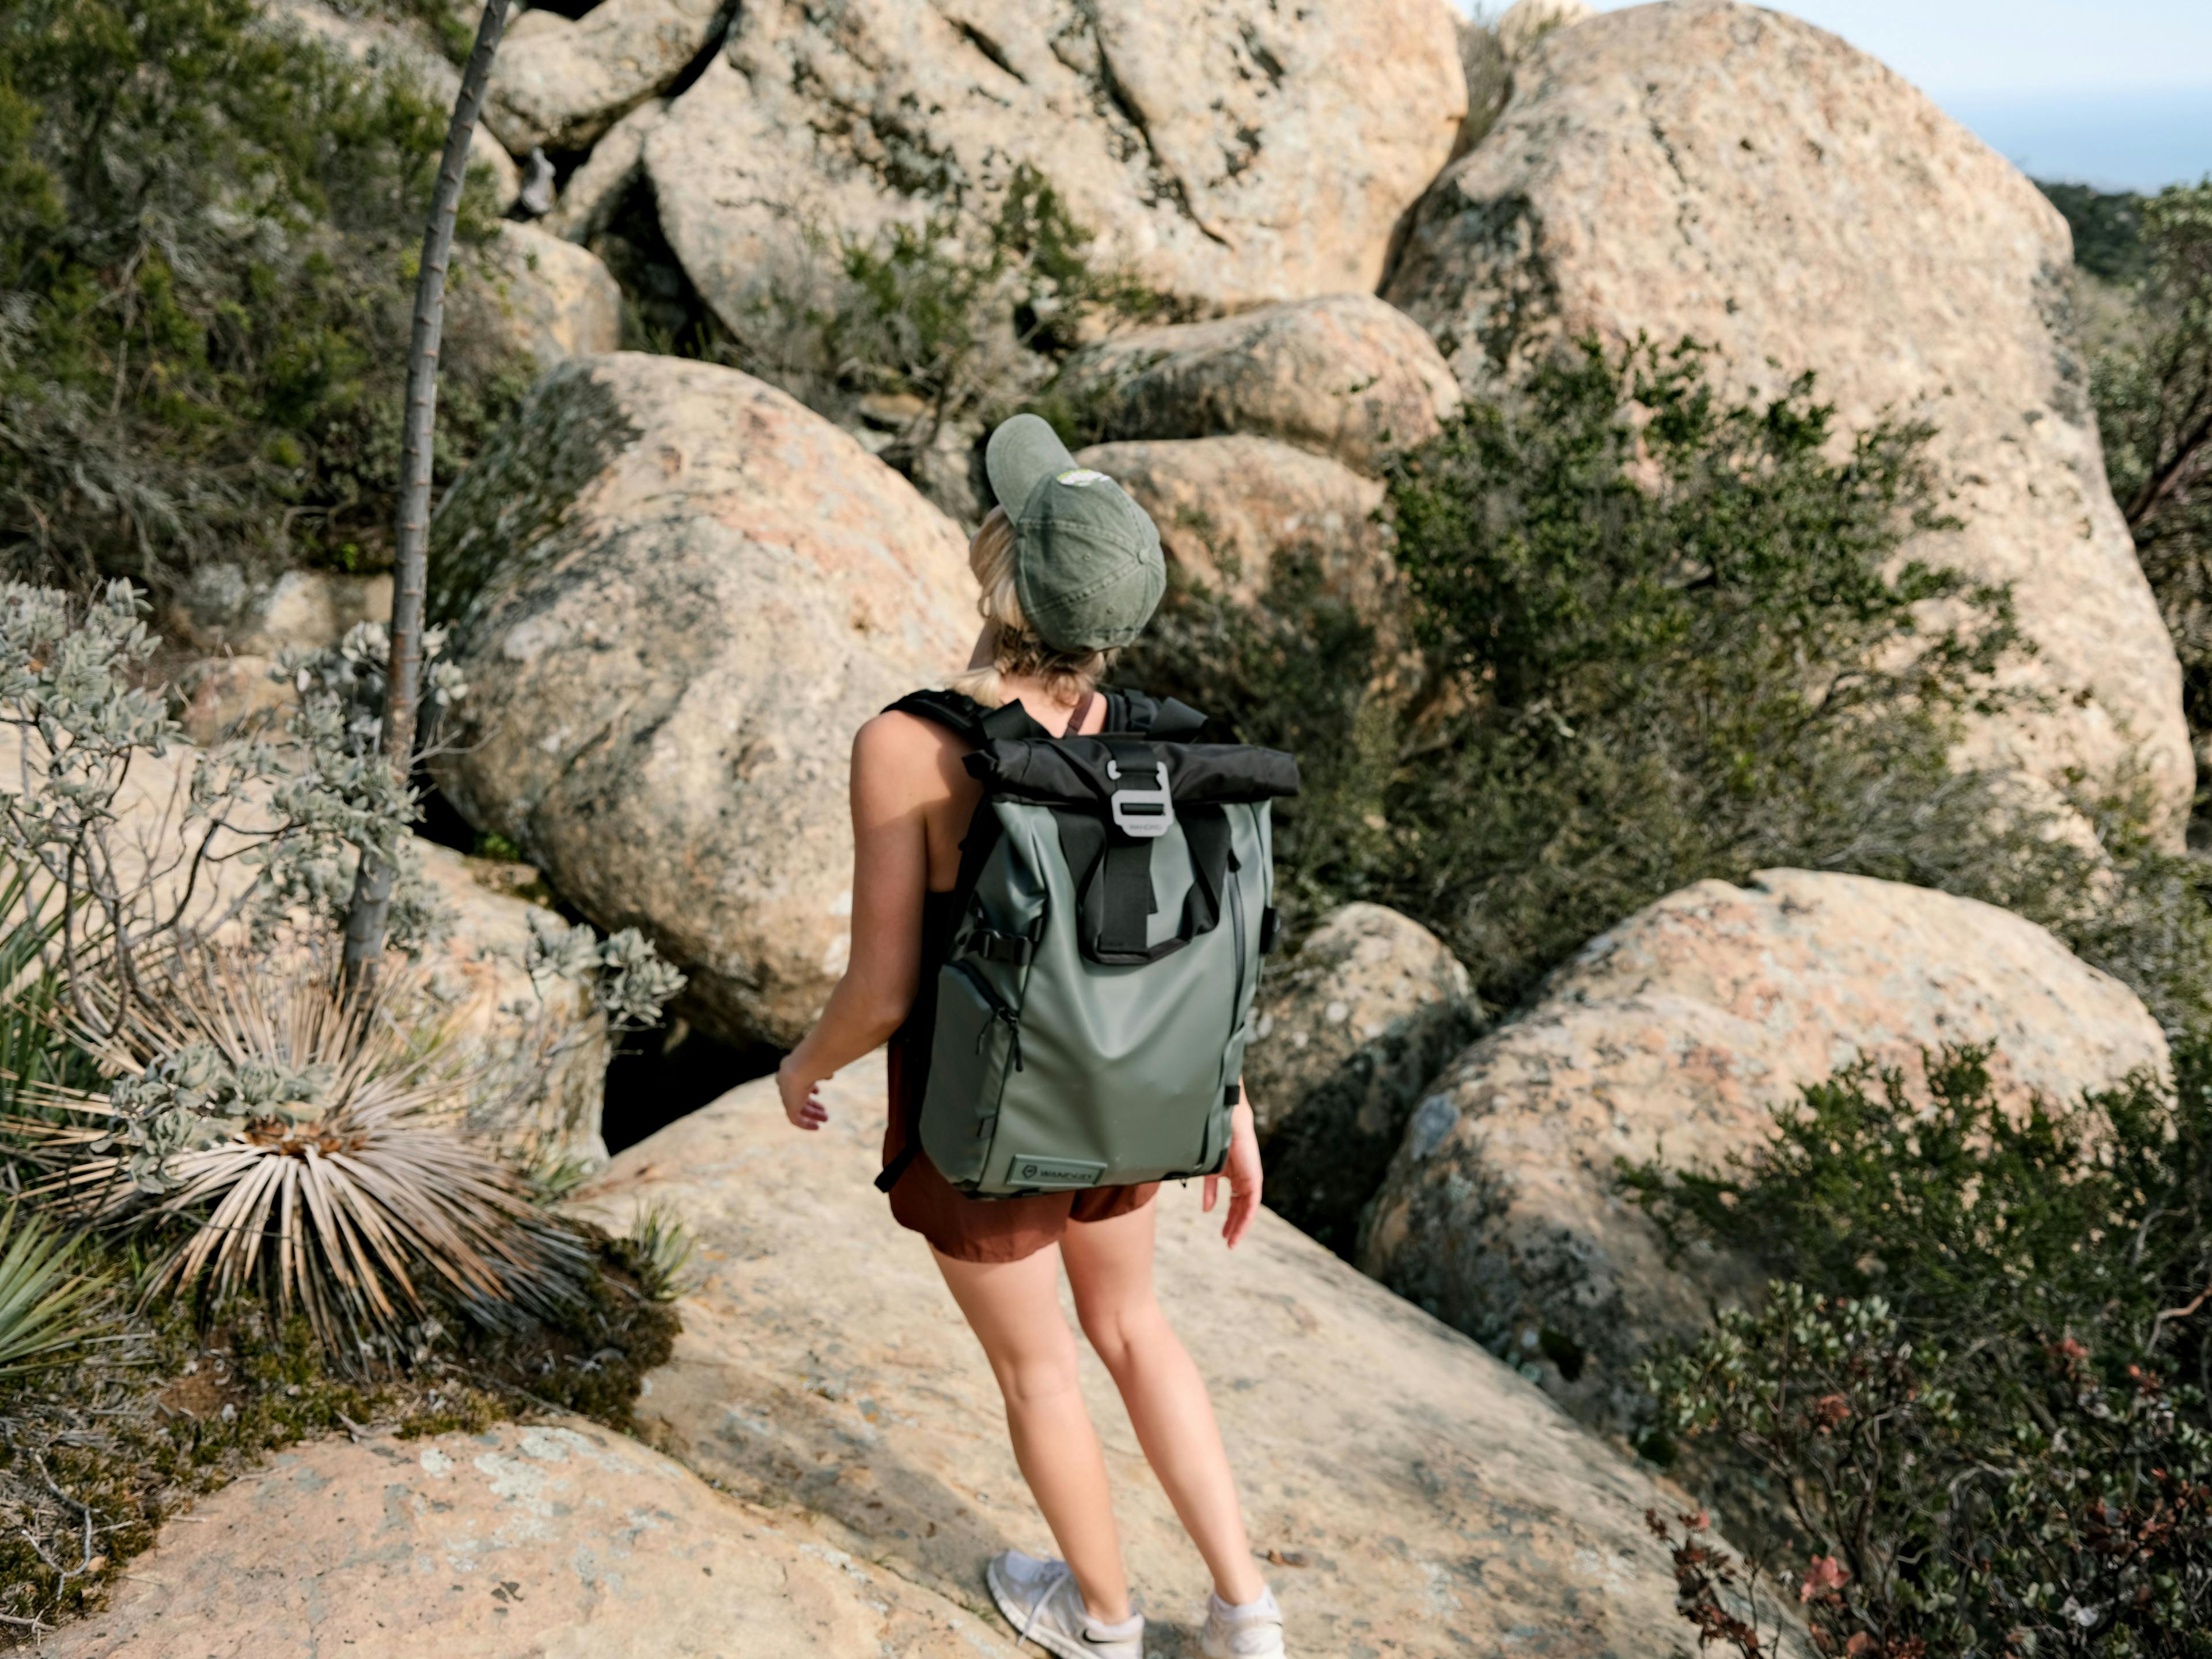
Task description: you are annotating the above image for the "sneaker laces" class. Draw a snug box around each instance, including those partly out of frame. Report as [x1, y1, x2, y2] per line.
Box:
[1018, 1559, 1076, 1646]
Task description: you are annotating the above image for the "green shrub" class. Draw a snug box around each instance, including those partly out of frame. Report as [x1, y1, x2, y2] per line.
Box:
[1634, 1044, 2212, 1657]
[0, 0, 527, 593]
[2089, 181, 2212, 749]
[1381, 338, 2073, 1011]
[2039, 180, 2152, 285]
[1136, 339, 2165, 1017]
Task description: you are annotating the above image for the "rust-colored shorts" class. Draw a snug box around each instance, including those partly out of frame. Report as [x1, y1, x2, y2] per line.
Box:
[883, 1035, 1157, 1264]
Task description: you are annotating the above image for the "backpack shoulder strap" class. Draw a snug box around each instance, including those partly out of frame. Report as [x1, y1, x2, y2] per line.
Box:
[872, 687, 1035, 1199]
[885, 688, 1056, 747]
[1101, 687, 1208, 738]
[884, 688, 991, 744]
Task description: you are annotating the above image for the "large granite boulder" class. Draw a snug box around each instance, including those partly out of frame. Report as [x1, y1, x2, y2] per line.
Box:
[644, 2, 1466, 327]
[1055, 294, 1461, 476]
[483, 0, 724, 154]
[1359, 869, 2171, 1435]
[46, 1417, 1019, 1658]
[1242, 903, 1479, 1259]
[1074, 435, 1387, 607]
[1384, 0, 2192, 840]
[563, 1054, 1787, 1656]
[427, 353, 975, 1049]
[262, 0, 521, 207]
[453, 222, 624, 373]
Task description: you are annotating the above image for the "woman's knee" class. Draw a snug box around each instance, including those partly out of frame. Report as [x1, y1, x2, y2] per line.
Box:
[1073, 1290, 1168, 1370]
[988, 1320, 1085, 1407]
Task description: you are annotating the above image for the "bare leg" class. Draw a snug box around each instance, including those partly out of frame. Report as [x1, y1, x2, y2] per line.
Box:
[1062, 1203, 1267, 1605]
[933, 1243, 1132, 1624]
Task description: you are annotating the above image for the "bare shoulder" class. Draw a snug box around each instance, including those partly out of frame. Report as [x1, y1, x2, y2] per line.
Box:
[853, 708, 967, 800]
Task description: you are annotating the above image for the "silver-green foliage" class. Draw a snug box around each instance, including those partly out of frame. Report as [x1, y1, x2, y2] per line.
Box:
[0, 580, 449, 995]
[522, 908, 686, 1032]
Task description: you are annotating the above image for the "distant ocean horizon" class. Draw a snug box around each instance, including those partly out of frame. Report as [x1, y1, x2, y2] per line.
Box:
[1938, 85, 2212, 192]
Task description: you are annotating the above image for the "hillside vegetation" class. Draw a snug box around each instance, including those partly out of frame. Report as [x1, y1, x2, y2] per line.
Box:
[0, 0, 523, 595]
[2041, 178, 2212, 782]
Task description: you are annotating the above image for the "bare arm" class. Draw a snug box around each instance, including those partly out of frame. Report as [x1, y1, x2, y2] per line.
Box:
[778, 713, 943, 1128]
[1203, 1082, 1263, 1248]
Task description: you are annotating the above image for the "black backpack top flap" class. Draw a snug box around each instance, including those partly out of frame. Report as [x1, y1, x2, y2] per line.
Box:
[964, 737, 1300, 809]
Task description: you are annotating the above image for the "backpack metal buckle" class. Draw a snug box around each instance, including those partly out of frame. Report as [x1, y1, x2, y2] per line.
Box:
[1105, 759, 1174, 839]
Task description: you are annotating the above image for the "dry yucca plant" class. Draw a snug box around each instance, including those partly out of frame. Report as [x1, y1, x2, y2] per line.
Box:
[8, 944, 582, 1361]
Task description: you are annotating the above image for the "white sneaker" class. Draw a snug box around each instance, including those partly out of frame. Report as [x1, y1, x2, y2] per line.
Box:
[986, 1550, 1145, 1659]
[1200, 1585, 1286, 1658]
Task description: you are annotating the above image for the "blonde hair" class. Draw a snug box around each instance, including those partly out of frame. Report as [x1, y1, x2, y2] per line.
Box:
[947, 507, 1112, 707]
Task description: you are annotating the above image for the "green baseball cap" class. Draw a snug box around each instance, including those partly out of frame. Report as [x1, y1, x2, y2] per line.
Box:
[984, 414, 1165, 652]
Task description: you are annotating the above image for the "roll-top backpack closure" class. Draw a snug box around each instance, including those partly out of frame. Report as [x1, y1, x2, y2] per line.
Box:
[966, 737, 1297, 967]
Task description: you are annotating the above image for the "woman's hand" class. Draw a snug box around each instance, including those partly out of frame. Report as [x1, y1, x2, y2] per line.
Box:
[778, 1055, 828, 1131]
[1203, 1093, 1262, 1249]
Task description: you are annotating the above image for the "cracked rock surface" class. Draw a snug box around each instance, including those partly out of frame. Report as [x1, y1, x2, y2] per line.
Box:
[1385, 0, 2192, 842]
[43, 1417, 1018, 1658]
[1359, 869, 2171, 1438]
[645, 0, 1467, 328]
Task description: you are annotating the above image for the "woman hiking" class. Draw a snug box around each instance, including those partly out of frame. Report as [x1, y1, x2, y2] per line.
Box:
[775, 414, 1290, 1659]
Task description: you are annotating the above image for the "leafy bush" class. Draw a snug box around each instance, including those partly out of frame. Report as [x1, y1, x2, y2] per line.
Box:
[2089, 182, 2212, 749]
[0, 579, 440, 977]
[0, 0, 527, 592]
[1634, 1044, 2212, 1657]
[2039, 180, 2153, 285]
[1135, 340, 2168, 1021]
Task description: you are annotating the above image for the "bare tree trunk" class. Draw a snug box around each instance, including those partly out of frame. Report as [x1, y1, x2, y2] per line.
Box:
[343, 0, 514, 988]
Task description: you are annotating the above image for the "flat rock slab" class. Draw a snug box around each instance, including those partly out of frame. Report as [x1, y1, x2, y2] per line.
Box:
[48, 1417, 1016, 1659]
[570, 1056, 1741, 1658]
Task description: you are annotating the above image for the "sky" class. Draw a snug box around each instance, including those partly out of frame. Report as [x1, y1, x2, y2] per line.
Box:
[1456, 1, 2212, 192]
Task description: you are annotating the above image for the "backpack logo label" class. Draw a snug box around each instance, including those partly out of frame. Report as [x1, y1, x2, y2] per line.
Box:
[1009, 1154, 1107, 1188]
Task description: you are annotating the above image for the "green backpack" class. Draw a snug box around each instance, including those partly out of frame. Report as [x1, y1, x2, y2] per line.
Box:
[877, 689, 1299, 1199]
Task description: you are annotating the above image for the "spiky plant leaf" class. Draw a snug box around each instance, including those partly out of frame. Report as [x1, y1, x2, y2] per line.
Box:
[10, 945, 584, 1360]
[621, 1202, 698, 1304]
[0, 1203, 103, 1376]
